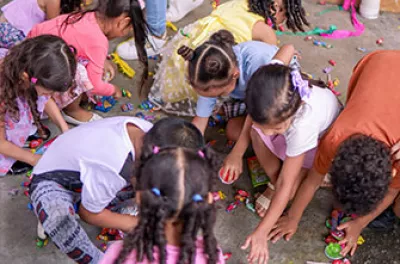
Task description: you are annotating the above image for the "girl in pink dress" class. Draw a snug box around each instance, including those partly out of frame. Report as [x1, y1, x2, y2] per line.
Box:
[0, 35, 76, 176]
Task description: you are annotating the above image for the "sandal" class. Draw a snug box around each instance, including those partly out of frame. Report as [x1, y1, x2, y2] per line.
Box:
[62, 112, 103, 126]
[255, 183, 276, 212]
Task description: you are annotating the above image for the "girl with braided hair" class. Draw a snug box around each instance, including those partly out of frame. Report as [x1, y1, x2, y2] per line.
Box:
[0, 35, 76, 176]
[147, 0, 309, 117]
[0, 0, 83, 49]
[100, 146, 225, 264]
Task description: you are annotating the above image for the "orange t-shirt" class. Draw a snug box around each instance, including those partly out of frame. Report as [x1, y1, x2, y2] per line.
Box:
[314, 50, 400, 189]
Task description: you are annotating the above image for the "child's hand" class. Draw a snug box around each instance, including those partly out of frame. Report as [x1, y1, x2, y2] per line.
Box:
[219, 152, 243, 184]
[241, 229, 269, 264]
[103, 60, 116, 81]
[113, 86, 122, 99]
[337, 219, 364, 257]
[267, 215, 299, 243]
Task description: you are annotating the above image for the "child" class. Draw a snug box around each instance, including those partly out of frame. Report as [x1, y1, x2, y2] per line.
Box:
[236, 45, 341, 263]
[269, 50, 400, 258]
[0, 0, 82, 49]
[0, 35, 76, 176]
[100, 146, 225, 264]
[148, 0, 309, 117]
[29, 116, 207, 263]
[178, 30, 283, 140]
[28, 0, 149, 124]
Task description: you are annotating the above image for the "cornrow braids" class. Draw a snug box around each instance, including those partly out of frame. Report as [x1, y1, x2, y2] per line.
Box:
[116, 147, 222, 264]
[178, 30, 237, 91]
[248, 0, 309, 32]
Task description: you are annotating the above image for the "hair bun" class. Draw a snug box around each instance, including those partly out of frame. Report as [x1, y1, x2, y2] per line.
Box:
[204, 57, 222, 74]
[178, 45, 195, 61]
[209, 30, 235, 46]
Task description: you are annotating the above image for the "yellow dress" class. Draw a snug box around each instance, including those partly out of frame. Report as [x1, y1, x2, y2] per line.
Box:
[149, 0, 264, 116]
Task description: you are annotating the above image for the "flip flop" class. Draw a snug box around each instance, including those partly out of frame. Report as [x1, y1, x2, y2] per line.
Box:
[62, 112, 103, 126]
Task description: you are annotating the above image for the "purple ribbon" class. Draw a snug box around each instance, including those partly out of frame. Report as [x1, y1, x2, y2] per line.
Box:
[291, 70, 311, 99]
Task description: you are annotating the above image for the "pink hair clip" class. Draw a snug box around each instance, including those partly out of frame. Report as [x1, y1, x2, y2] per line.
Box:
[198, 150, 205, 158]
[153, 146, 160, 154]
[31, 77, 38, 84]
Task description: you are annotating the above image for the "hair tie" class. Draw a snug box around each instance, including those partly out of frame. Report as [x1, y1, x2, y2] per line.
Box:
[290, 70, 311, 99]
[151, 188, 161, 197]
[192, 194, 203, 202]
[153, 146, 160, 154]
[31, 77, 38, 84]
[198, 150, 205, 158]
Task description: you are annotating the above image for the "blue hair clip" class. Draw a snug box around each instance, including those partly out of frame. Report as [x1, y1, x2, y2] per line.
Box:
[192, 194, 203, 202]
[151, 188, 161, 197]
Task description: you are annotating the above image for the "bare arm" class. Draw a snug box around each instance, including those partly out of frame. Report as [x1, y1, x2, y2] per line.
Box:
[272, 44, 296, 65]
[192, 116, 209, 135]
[0, 123, 41, 166]
[229, 115, 252, 157]
[44, 0, 61, 19]
[286, 167, 324, 222]
[257, 154, 305, 233]
[44, 98, 69, 133]
[252, 21, 278, 46]
[79, 205, 138, 233]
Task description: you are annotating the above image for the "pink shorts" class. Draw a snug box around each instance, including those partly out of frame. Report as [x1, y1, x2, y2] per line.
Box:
[252, 126, 317, 169]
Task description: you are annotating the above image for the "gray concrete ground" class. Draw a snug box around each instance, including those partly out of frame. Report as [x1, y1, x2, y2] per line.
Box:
[1, 0, 400, 263]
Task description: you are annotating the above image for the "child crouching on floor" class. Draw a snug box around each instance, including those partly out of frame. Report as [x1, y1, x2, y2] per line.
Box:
[100, 145, 225, 264]
[29, 116, 207, 263]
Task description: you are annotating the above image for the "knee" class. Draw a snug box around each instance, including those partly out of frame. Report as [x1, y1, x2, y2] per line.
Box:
[226, 117, 245, 141]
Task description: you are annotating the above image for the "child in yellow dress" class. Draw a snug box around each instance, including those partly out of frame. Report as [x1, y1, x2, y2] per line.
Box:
[148, 0, 309, 116]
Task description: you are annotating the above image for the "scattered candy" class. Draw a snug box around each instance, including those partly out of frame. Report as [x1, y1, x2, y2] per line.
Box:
[8, 188, 19, 196]
[313, 40, 333, 49]
[139, 100, 155, 110]
[376, 38, 383, 45]
[304, 36, 313, 41]
[121, 88, 131, 98]
[278, 24, 285, 32]
[226, 200, 240, 213]
[24, 190, 30, 197]
[166, 21, 177, 31]
[180, 29, 191, 38]
[323, 67, 332, 74]
[27, 203, 33, 211]
[30, 138, 43, 149]
[121, 103, 134, 112]
[329, 60, 336, 66]
[223, 252, 232, 261]
[94, 96, 116, 113]
[356, 47, 367, 52]
[148, 72, 154, 77]
[217, 128, 225, 135]
[21, 181, 30, 187]
[357, 235, 365, 245]
[226, 140, 235, 149]
[333, 78, 340, 87]
[36, 237, 49, 248]
[212, 191, 226, 201]
[135, 112, 145, 119]
[206, 140, 217, 147]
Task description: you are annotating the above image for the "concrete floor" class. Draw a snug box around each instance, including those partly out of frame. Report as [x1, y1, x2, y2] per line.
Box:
[1, 0, 400, 263]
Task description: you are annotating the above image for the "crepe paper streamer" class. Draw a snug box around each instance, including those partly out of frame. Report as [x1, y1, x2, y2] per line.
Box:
[321, 0, 364, 39]
[316, 5, 343, 16]
[276, 25, 337, 36]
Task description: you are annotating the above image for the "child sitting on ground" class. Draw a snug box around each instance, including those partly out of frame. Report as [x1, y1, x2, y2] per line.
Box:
[147, 0, 309, 117]
[100, 146, 225, 264]
[0, 0, 82, 49]
[28, 0, 149, 124]
[236, 44, 341, 263]
[29, 116, 207, 263]
[0, 35, 76, 176]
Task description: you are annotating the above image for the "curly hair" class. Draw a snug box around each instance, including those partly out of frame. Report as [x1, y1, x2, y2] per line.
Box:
[116, 147, 222, 264]
[331, 135, 392, 215]
[248, 0, 309, 32]
[0, 35, 77, 135]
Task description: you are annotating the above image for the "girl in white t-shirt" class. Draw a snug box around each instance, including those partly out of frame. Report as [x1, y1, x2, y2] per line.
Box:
[222, 45, 341, 263]
[29, 116, 206, 263]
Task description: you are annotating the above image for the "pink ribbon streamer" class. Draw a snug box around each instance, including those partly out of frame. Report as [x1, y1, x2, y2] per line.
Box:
[321, 0, 365, 38]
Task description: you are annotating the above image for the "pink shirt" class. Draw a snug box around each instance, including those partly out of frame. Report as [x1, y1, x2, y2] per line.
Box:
[100, 239, 226, 264]
[28, 12, 115, 96]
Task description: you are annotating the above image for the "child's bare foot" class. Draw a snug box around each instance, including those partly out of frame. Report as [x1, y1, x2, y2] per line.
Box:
[255, 186, 275, 217]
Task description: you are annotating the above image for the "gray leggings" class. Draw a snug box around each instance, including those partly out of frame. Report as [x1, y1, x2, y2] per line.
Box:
[30, 181, 103, 264]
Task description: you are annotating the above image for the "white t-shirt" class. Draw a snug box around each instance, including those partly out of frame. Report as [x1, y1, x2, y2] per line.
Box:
[33, 117, 153, 213]
[284, 86, 341, 157]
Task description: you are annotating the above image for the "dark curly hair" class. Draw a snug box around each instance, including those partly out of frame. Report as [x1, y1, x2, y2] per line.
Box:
[248, 0, 309, 32]
[0, 35, 77, 135]
[330, 135, 392, 216]
[116, 147, 222, 264]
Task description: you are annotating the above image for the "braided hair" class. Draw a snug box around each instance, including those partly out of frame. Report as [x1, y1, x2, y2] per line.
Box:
[116, 147, 222, 264]
[248, 0, 309, 32]
[0, 35, 76, 136]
